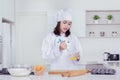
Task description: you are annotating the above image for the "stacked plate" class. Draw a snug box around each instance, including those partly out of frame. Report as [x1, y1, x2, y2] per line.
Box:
[91, 68, 116, 75]
[86, 63, 116, 75]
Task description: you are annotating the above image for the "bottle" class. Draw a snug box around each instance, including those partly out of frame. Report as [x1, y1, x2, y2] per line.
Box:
[89, 32, 95, 37]
[112, 31, 118, 37]
[100, 32, 105, 37]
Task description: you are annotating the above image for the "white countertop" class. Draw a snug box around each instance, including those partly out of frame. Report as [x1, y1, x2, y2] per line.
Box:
[0, 71, 120, 80]
[0, 64, 120, 80]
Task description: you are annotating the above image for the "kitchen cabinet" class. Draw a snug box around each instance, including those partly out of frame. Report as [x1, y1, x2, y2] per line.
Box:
[0, 0, 15, 69]
[86, 10, 120, 38]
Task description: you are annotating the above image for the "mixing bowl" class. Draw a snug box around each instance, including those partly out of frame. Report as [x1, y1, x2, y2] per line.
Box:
[8, 64, 31, 77]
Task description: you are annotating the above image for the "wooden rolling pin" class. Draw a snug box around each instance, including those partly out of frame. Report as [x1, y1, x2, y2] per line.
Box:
[48, 70, 68, 74]
[62, 69, 89, 77]
[48, 69, 89, 77]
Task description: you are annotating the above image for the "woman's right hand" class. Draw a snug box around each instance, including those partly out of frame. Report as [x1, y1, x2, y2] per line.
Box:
[59, 41, 67, 51]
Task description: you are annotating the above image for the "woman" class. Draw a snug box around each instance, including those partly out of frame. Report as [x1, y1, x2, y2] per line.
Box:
[42, 9, 83, 70]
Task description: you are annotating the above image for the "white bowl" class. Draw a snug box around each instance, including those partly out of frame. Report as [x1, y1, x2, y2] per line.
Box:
[8, 68, 31, 77]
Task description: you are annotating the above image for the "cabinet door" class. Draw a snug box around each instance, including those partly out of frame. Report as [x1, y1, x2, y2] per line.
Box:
[0, 0, 2, 16]
[15, 12, 48, 65]
[2, 23, 11, 68]
[0, 36, 2, 64]
[2, 0, 15, 21]
[0, 0, 3, 35]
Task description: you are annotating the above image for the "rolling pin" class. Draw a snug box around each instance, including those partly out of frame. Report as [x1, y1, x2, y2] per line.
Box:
[48, 70, 68, 74]
[48, 69, 89, 77]
[62, 69, 89, 77]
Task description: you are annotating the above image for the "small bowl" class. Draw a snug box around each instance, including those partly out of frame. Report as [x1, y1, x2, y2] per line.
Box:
[33, 65, 45, 75]
[34, 69, 45, 75]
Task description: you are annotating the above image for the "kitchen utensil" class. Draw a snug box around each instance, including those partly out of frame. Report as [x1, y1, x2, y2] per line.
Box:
[62, 69, 89, 77]
[48, 69, 89, 77]
[104, 52, 119, 61]
[48, 70, 68, 75]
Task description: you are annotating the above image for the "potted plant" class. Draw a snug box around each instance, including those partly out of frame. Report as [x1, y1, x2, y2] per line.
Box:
[106, 14, 113, 23]
[93, 15, 100, 23]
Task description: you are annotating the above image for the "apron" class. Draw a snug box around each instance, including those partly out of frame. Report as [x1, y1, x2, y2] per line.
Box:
[50, 36, 79, 70]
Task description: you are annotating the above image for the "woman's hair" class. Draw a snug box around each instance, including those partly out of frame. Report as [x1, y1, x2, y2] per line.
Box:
[53, 22, 71, 37]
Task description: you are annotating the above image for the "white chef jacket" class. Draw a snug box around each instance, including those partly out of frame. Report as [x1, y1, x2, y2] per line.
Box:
[42, 32, 83, 70]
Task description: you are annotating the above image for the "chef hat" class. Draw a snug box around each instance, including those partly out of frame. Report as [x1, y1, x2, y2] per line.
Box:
[55, 9, 72, 22]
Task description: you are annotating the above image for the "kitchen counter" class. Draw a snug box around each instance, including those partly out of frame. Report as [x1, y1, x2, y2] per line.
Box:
[0, 64, 120, 80]
[0, 71, 120, 80]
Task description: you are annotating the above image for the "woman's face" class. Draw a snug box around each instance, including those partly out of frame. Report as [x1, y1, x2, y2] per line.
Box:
[60, 20, 72, 34]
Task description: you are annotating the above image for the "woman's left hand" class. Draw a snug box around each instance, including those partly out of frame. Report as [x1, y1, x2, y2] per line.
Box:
[75, 52, 80, 61]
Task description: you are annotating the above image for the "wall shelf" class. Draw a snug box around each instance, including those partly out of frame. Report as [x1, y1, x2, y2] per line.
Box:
[86, 10, 120, 38]
[86, 24, 120, 25]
